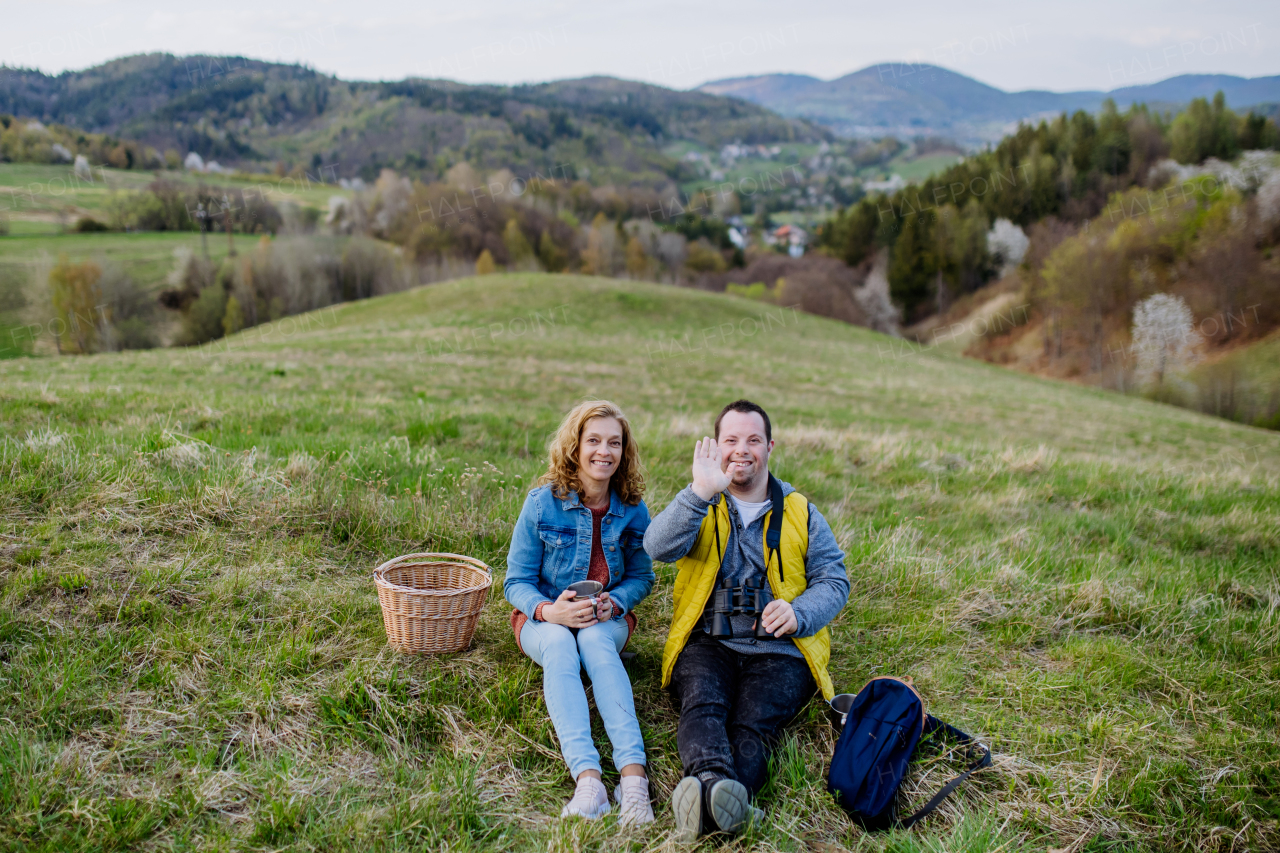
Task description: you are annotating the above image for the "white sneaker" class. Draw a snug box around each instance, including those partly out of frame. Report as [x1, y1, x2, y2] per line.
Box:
[561, 775, 610, 819]
[614, 776, 654, 827]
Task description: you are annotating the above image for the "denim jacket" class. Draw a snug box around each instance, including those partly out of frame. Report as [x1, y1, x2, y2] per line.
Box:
[504, 484, 654, 621]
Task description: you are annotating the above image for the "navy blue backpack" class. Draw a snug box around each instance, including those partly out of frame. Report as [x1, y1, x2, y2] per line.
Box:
[827, 676, 991, 831]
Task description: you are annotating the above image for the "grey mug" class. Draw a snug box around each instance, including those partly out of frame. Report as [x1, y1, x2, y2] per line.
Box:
[566, 579, 603, 606]
[828, 693, 856, 728]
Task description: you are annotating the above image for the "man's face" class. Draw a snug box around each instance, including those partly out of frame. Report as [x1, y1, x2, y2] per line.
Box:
[716, 410, 773, 489]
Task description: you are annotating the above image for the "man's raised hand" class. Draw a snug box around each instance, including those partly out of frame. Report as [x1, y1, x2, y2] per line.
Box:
[691, 437, 732, 501]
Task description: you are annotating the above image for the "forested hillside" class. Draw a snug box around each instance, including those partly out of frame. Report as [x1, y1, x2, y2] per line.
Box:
[817, 93, 1280, 429]
[0, 54, 829, 184]
[820, 94, 1278, 316]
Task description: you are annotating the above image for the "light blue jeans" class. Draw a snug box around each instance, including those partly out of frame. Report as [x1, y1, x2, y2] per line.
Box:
[519, 618, 646, 779]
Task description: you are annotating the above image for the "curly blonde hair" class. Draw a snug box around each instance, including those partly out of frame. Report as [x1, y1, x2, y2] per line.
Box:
[537, 400, 645, 505]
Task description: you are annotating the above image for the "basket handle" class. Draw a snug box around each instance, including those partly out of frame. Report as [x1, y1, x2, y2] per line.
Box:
[373, 552, 493, 580]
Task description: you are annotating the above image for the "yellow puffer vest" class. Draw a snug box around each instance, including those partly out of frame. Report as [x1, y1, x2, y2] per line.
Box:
[660, 490, 835, 700]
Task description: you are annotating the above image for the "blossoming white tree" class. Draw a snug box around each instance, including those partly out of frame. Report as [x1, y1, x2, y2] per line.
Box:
[986, 218, 1029, 275]
[1257, 170, 1280, 236]
[1131, 293, 1202, 387]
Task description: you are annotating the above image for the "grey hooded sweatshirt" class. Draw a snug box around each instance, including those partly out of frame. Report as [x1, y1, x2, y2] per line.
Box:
[643, 480, 849, 657]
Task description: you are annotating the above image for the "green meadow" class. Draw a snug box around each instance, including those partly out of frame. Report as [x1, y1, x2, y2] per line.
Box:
[1, 273, 1277, 852]
[0, 163, 342, 233]
[0, 230, 266, 289]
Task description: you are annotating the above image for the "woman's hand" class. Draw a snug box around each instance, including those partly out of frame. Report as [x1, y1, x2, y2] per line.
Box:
[542, 589, 598, 628]
[594, 591, 615, 622]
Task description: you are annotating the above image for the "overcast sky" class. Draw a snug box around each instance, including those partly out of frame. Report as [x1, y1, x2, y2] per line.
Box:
[3, 1, 1277, 93]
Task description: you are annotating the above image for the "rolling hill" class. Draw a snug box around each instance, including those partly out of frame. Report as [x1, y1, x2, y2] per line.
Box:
[0, 54, 830, 184]
[699, 65, 1280, 143]
[1, 273, 1277, 851]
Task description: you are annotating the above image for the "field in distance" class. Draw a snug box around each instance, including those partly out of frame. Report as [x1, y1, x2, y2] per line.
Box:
[0, 163, 343, 234]
[1, 273, 1277, 851]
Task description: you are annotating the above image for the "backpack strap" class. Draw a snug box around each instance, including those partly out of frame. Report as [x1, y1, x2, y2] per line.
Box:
[765, 474, 785, 582]
[897, 715, 992, 829]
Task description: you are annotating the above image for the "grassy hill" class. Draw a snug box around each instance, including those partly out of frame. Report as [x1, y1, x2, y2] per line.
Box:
[1, 273, 1278, 851]
[1, 55, 829, 184]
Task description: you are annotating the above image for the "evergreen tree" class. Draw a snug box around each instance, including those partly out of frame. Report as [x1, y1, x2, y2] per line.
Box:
[1170, 92, 1239, 164]
[887, 213, 936, 320]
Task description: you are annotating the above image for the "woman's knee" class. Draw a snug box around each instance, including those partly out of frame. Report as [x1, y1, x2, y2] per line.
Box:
[575, 622, 622, 661]
[530, 623, 581, 666]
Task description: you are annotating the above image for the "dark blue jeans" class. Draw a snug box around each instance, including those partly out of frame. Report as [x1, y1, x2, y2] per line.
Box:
[670, 631, 817, 797]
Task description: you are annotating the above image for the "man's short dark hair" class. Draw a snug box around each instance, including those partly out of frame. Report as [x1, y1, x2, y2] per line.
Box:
[714, 399, 771, 442]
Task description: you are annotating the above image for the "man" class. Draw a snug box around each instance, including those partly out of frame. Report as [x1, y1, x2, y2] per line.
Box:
[644, 400, 849, 840]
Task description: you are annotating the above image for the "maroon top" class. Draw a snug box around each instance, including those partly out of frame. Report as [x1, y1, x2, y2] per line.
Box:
[511, 503, 637, 651]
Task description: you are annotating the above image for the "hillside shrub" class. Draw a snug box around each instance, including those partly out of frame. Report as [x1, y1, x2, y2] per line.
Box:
[685, 239, 727, 273]
[712, 252, 868, 325]
[0, 262, 29, 358]
[106, 181, 282, 234]
[98, 264, 158, 351]
[339, 237, 410, 300]
[48, 257, 104, 354]
[178, 284, 229, 347]
[164, 236, 412, 346]
[74, 217, 110, 233]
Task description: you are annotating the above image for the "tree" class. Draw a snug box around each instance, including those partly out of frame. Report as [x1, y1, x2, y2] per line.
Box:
[887, 213, 935, 320]
[48, 257, 103, 354]
[178, 284, 227, 347]
[502, 218, 533, 264]
[222, 295, 245, 336]
[987, 218, 1030, 274]
[625, 236, 649, 277]
[537, 229, 567, 272]
[1258, 171, 1280, 238]
[1238, 112, 1280, 151]
[825, 200, 879, 266]
[475, 249, 496, 275]
[684, 239, 727, 273]
[1170, 92, 1239, 164]
[1092, 99, 1131, 176]
[932, 200, 992, 308]
[1132, 293, 1201, 387]
[580, 212, 618, 276]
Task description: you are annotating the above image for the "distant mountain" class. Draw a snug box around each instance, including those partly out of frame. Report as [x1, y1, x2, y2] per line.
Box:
[0, 54, 830, 184]
[698, 65, 1280, 144]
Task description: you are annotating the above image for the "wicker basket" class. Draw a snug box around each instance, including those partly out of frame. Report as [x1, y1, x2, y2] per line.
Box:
[373, 553, 492, 654]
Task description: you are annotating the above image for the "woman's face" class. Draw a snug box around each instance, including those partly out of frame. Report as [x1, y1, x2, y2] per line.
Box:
[578, 416, 623, 489]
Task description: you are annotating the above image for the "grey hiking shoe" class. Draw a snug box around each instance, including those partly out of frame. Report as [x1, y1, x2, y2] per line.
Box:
[706, 778, 750, 834]
[670, 776, 702, 842]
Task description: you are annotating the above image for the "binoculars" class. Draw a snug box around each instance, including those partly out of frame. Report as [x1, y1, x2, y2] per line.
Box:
[709, 577, 774, 639]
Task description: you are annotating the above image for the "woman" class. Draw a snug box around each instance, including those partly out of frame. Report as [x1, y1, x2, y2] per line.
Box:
[504, 400, 655, 825]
